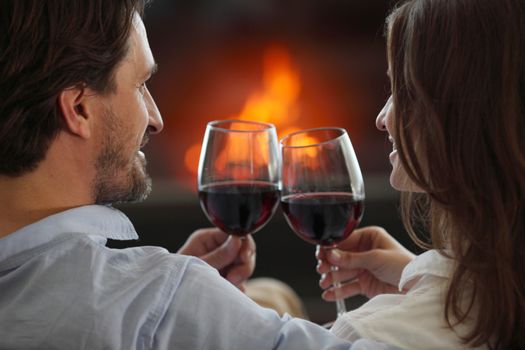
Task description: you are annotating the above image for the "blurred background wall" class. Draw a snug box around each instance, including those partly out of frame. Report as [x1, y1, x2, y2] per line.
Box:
[112, 0, 422, 323]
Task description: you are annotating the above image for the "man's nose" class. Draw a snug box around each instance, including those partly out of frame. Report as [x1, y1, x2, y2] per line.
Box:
[146, 89, 163, 134]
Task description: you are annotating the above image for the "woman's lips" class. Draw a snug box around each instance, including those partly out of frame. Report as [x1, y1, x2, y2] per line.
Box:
[388, 136, 397, 163]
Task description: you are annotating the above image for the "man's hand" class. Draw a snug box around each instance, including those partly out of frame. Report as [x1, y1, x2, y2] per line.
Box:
[316, 226, 415, 300]
[178, 228, 256, 291]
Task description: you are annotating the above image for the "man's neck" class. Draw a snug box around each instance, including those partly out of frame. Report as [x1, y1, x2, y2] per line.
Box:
[0, 203, 67, 239]
[0, 131, 103, 238]
[0, 168, 94, 239]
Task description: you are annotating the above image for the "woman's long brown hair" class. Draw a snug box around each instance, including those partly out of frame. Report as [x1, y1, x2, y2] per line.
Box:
[387, 0, 525, 348]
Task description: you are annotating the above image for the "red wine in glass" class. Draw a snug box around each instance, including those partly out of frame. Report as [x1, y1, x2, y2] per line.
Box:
[198, 120, 280, 238]
[280, 127, 365, 318]
[281, 192, 363, 247]
[199, 181, 280, 236]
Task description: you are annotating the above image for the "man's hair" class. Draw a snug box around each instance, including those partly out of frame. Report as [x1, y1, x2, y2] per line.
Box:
[0, 0, 149, 176]
[387, 0, 525, 348]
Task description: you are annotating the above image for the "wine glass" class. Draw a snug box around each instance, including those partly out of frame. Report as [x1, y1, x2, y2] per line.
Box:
[198, 120, 280, 238]
[280, 127, 365, 318]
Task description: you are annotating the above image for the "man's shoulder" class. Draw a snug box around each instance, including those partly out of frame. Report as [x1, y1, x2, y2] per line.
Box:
[0, 234, 209, 349]
[2, 231, 208, 309]
[59, 234, 206, 280]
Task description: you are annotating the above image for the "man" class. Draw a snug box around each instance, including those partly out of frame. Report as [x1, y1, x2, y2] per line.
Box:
[0, 1, 397, 349]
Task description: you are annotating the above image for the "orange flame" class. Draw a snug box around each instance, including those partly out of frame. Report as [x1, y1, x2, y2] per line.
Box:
[237, 45, 301, 128]
[214, 129, 272, 181]
[283, 134, 320, 158]
[185, 44, 309, 176]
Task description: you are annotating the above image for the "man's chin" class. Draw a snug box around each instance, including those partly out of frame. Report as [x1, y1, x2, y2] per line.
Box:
[94, 169, 152, 205]
[123, 173, 152, 204]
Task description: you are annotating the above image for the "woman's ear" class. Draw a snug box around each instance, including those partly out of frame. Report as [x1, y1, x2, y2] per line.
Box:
[58, 85, 94, 139]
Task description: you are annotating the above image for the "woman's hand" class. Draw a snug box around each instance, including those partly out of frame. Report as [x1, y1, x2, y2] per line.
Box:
[178, 228, 256, 291]
[316, 226, 415, 300]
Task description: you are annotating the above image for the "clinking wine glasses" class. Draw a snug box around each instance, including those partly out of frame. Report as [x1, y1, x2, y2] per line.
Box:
[280, 127, 365, 318]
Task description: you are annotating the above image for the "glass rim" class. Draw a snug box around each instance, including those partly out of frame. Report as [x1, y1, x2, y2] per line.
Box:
[207, 119, 276, 133]
[280, 127, 348, 149]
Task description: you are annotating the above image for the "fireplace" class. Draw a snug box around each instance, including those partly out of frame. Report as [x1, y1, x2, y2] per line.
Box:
[142, 0, 395, 190]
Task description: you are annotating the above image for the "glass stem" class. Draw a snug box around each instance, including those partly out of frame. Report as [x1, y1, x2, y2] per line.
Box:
[330, 264, 347, 318]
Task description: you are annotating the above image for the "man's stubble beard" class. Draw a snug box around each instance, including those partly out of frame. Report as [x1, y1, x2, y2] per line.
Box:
[93, 109, 152, 205]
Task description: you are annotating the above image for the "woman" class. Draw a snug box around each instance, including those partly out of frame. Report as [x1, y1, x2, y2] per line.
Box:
[317, 0, 525, 349]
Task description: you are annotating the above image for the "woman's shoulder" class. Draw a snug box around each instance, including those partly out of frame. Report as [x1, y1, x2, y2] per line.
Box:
[398, 249, 455, 290]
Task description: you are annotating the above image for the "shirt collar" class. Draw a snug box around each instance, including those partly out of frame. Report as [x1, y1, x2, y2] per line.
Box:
[0, 205, 138, 263]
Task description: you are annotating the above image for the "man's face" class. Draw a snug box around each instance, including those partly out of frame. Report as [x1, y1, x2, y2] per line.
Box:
[93, 15, 163, 204]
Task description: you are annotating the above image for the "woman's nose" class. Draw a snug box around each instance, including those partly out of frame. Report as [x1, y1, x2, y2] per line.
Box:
[376, 96, 392, 131]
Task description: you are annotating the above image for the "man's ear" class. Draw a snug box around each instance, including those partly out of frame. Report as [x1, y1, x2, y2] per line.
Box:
[58, 85, 96, 139]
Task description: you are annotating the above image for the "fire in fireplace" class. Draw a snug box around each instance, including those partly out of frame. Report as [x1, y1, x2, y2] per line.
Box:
[143, 1, 393, 190]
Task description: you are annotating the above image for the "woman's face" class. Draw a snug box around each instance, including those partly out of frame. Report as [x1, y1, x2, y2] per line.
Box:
[376, 96, 421, 192]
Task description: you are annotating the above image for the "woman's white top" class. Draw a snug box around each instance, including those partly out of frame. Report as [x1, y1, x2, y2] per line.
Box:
[330, 250, 487, 350]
